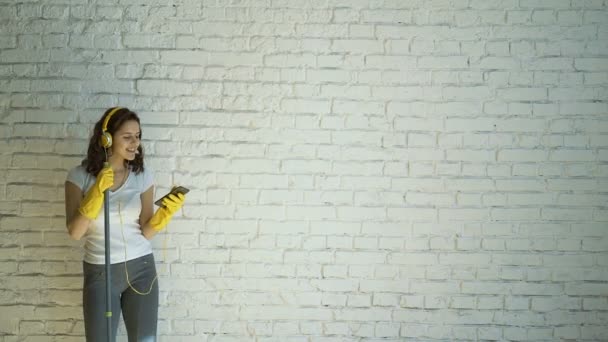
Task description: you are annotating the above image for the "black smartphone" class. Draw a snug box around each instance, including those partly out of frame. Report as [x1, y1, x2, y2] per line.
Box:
[154, 186, 190, 206]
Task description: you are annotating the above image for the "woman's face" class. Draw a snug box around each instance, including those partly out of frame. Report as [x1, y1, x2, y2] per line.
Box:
[111, 120, 141, 161]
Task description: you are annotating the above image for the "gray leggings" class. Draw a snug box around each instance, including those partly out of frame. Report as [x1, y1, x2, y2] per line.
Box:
[83, 253, 158, 342]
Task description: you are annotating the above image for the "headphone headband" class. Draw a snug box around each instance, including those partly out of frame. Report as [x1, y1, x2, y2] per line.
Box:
[102, 107, 123, 133]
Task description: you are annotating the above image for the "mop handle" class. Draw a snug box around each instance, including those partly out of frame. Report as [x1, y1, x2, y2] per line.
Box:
[104, 177, 112, 340]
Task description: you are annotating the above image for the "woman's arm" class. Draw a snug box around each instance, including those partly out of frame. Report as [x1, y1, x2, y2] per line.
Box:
[139, 186, 157, 239]
[65, 181, 93, 240]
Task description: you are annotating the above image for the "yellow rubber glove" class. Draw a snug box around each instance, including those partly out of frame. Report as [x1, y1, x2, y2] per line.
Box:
[150, 192, 185, 231]
[78, 166, 114, 219]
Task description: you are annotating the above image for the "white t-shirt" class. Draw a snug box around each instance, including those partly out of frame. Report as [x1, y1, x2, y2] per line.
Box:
[66, 164, 154, 265]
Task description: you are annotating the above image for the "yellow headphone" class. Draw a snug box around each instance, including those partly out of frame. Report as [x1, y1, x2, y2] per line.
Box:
[100, 107, 123, 148]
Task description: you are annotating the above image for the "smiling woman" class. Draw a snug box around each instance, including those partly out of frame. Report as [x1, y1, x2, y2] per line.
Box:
[63, 107, 186, 342]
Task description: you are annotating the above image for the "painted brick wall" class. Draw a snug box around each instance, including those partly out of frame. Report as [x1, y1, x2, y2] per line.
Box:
[1, 0, 607, 341]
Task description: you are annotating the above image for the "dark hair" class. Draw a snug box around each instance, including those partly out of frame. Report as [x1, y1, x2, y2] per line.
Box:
[82, 107, 145, 176]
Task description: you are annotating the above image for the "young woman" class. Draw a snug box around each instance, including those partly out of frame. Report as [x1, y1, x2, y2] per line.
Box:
[64, 107, 185, 341]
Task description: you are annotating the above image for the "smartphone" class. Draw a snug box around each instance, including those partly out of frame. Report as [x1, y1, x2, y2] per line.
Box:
[154, 186, 190, 206]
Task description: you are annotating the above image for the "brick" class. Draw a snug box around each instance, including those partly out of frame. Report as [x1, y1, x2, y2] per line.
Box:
[281, 98, 330, 114]
[419, 56, 468, 69]
[444, 86, 492, 100]
[497, 88, 547, 101]
[575, 58, 608, 70]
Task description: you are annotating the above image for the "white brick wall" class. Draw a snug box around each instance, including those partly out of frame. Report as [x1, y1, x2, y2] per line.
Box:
[1, 0, 607, 341]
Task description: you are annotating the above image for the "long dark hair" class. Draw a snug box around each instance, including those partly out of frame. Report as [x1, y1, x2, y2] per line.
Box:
[83, 107, 145, 176]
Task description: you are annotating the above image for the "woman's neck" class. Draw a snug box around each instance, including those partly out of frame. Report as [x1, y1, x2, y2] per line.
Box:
[107, 156, 127, 172]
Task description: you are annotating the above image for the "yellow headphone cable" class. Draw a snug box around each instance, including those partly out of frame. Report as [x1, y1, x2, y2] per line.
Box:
[100, 106, 169, 296]
[118, 201, 169, 296]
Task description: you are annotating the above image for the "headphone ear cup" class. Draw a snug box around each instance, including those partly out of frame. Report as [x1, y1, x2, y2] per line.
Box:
[100, 132, 113, 148]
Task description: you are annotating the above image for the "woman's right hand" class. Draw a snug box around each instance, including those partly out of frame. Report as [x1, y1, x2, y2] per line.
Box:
[95, 166, 114, 193]
[79, 166, 114, 220]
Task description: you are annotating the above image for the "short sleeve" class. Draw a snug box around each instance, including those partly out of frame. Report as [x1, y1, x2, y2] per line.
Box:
[66, 165, 87, 191]
[142, 166, 154, 193]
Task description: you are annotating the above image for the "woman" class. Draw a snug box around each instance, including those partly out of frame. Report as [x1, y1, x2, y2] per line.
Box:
[64, 107, 185, 341]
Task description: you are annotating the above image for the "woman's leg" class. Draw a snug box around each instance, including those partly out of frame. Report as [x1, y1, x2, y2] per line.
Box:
[82, 261, 122, 342]
[120, 254, 159, 342]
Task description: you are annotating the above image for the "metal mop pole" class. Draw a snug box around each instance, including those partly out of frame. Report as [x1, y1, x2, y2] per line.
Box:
[104, 185, 112, 341]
